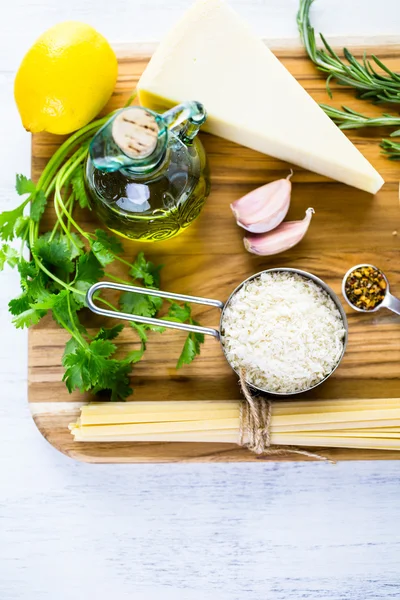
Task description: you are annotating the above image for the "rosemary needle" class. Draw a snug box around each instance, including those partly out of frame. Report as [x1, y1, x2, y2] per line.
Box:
[297, 0, 400, 104]
[320, 104, 400, 133]
[381, 139, 400, 160]
[321, 104, 400, 160]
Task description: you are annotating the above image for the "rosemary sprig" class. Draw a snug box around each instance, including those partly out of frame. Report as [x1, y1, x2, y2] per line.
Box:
[381, 139, 400, 160]
[321, 104, 400, 159]
[297, 0, 400, 104]
[320, 104, 400, 134]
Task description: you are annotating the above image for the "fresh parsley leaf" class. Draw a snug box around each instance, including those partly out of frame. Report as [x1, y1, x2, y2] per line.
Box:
[93, 359, 132, 401]
[53, 292, 87, 335]
[0, 244, 19, 270]
[90, 229, 123, 266]
[31, 295, 57, 311]
[69, 233, 85, 260]
[124, 348, 146, 364]
[94, 229, 123, 254]
[9, 293, 31, 316]
[72, 251, 104, 306]
[130, 321, 166, 340]
[167, 302, 192, 323]
[120, 290, 162, 317]
[166, 304, 205, 369]
[126, 320, 165, 364]
[150, 294, 163, 312]
[144, 323, 166, 334]
[13, 259, 48, 300]
[93, 324, 124, 341]
[30, 190, 47, 222]
[18, 258, 38, 280]
[177, 335, 199, 369]
[38, 290, 86, 337]
[62, 337, 80, 362]
[27, 272, 53, 304]
[72, 280, 91, 306]
[129, 321, 148, 343]
[90, 243, 114, 267]
[191, 325, 205, 346]
[0, 204, 25, 241]
[90, 339, 117, 358]
[10, 269, 52, 325]
[62, 347, 91, 393]
[70, 165, 90, 209]
[62, 340, 132, 401]
[75, 251, 104, 284]
[12, 307, 45, 329]
[129, 251, 162, 288]
[177, 326, 204, 370]
[34, 233, 75, 273]
[16, 175, 36, 196]
[125, 323, 150, 365]
[14, 216, 30, 240]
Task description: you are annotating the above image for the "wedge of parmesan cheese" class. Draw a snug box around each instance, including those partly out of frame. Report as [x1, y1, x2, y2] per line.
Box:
[137, 0, 384, 194]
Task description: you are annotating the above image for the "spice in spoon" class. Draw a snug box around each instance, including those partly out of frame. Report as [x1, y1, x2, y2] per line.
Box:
[345, 266, 387, 310]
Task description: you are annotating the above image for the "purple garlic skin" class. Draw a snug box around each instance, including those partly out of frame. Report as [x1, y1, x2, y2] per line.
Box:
[230, 174, 292, 234]
[244, 208, 315, 256]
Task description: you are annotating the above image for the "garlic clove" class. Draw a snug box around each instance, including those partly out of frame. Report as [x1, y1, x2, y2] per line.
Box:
[230, 172, 292, 233]
[244, 208, 315, 256]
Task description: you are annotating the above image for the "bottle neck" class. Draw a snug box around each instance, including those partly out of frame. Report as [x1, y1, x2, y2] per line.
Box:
[112, 107, 168, 175]
[89, 107, 168, 174]
[89, 102, 207, 176]
[120, 145, 169, 179]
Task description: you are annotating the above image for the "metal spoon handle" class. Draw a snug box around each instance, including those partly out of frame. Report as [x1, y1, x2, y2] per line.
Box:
[385, 292, 400, 316]
[86, 281, 224, 338]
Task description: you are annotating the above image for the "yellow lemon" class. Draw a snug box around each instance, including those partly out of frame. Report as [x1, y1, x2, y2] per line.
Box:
[14, 21, 117, 135]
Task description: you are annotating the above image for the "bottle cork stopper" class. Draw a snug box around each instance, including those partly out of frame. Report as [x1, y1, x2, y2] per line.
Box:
[112, 108, 159, 159]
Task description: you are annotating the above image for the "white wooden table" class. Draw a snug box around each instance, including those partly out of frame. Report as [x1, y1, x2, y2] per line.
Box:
[1, 1, 400, 598]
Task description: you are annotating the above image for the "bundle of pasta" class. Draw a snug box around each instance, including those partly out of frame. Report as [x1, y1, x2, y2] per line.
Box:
[69, 398, 400, 451]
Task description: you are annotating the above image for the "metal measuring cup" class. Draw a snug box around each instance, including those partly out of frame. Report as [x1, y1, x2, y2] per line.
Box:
[86, 268, 348, 396]
[342, 264, 400, 315]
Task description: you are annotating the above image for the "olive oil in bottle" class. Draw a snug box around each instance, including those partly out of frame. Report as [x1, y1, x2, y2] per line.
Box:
[85, 102, 210, 242]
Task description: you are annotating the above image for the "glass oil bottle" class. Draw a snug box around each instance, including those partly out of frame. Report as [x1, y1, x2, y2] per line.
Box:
[85, 102, 210, 242]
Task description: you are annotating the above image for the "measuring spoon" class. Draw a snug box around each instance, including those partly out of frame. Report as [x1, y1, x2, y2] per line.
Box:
[342, 263, 400, 315]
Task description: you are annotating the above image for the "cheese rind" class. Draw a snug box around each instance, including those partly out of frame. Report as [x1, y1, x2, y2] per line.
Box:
[137, 0, 384, 194]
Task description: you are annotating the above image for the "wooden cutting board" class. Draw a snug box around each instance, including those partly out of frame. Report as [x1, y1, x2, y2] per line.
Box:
[29, 45, 400, 462]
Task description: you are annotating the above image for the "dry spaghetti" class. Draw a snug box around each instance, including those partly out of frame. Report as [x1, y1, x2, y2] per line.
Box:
[69, 397, 400, 453]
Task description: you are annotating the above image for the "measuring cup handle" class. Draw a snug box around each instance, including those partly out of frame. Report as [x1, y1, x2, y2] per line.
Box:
[86, 282, 224, 338]
[385, 293, 400, 316]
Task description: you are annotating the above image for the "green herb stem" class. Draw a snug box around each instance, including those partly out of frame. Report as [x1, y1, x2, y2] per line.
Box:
[320, 104, 400, 159]
[104, 272, 133, 285]
[54, 148, 90, 241]
[106, 252, 137, 269]
[96, 296, 120, 312]
[53, 190, 79, 249]
[66, 290, 87, 346]
[57, 312, 86, 347]
[297, 0, 400, 103]
[6, 100, 204, 401]
[36, 117, 109, 190]
[33, 253, 86, 296]
[320, 104, 400, 131]
[85, 235, 136, 269]
[381, 138, 400, 159]
[50, 193, 75, 241]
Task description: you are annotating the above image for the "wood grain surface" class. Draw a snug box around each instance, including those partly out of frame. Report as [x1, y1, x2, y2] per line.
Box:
[29, 47, 400, 462]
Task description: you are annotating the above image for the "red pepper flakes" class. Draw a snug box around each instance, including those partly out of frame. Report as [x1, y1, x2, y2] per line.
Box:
[345, 266, 387, 310]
